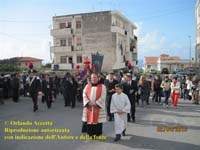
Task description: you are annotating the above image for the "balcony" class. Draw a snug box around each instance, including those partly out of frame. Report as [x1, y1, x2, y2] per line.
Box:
[111, 26, 136, 39]
[75, 45, 82, 51]
[51, 28, 73, 37]
[130, 47, 137, 54]
[58, 63, 73, 70]
[50, 46, 72, 53]
[111, 26, 125, 35]
[75, 28, 82, 34]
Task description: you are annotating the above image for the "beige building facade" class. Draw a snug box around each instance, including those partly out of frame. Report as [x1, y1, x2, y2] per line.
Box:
[144, 54, 195, 72]
[50, 11, 138, 72]
[17, 57, 43, 69]
[196, 0, 200, 67]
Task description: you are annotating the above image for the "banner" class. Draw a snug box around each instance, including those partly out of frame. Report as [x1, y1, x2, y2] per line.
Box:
[91, 52, 104, 73]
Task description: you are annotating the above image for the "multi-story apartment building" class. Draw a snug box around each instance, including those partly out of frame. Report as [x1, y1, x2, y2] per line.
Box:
[50, 11, 138, 72]
[196, 0, 200, 68]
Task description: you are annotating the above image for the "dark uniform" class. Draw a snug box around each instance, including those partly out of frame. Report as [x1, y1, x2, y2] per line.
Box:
[61, 75, 74, 107]
[123, 77, 138, 122]
[3, 76, 10, 99]
[42, 76, 54, 108]
[22, 74, 28, 96]
[71, 77, 78, 108]
[104, 78, 118, 121]
[11, 73, 20, 102]
[27, 70, 41, 112]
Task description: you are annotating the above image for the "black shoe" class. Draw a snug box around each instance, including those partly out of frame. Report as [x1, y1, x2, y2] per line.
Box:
[33, 106, 38, 112]
[114, 134, 121, 142]
[122, 129, 126, 136]
[127, 116, 131, 122]
[132, 118, 135, 123]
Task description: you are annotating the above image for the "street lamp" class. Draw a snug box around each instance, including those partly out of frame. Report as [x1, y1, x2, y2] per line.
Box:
[188, 35, 191, 68]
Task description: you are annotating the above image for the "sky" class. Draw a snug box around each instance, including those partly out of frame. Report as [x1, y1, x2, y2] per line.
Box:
[0, 0, 197, 63]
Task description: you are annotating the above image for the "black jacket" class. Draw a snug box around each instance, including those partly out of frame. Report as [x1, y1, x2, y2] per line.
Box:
[104, 79, 118, 95]
[42, 78, 53, 97]
[27, 76, 41, 97]
[123, 80, 138, 101]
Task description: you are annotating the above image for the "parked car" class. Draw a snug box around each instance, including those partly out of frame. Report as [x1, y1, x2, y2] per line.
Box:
[150, 69, 157, 74]
[161, 68, 169, 74]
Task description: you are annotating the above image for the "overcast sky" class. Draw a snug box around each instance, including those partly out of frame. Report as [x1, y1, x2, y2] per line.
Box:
[0, 0, 197, 63]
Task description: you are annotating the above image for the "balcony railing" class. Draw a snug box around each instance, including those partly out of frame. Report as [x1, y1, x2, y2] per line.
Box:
[50, 46, 72, 53]
[58, 63, 73, 70]
[51, 28, 73, 37]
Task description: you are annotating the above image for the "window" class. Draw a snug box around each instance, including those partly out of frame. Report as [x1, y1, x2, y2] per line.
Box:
[67, 22, 72, 28]
[60, 39, 66, 46]
[60, 56, 67, 63]
[60, 23, 66, 29]
[68, 38, 72, 46]
[76, 21, 81, 29]
[76, 37, 81, 46]
[68, 57, 73, 64]
[77, 56, 82, 63]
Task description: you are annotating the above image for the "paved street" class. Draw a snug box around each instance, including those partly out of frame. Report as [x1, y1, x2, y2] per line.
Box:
[0, 95, 200, 150]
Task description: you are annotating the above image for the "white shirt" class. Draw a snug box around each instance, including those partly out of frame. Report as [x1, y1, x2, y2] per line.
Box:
[111, 92, 131, 113]
[186, 79, 192, 90]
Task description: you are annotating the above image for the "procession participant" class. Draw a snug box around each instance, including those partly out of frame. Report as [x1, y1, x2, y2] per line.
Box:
[71, 75, 78, 108]
[138, 76, 150, 107]
[61, 72, 73, 107]
[122, 73, 138, 122]
[171, 76, 180, 108]
[104, 72, 118, 121]
[27, 69, 41, 112]
[110, 84, 131, 142]
[81, 73, 107, 137]
[11, 73, 20, 102]
[160, 76, 171, 108]
[153, 75, 163, 104]
[41, 73, 54, 109]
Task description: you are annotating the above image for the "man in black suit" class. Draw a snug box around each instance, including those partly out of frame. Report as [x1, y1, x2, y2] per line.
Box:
[27, 69, 41, 112]
[11, 73, 20, 102]
[105, 72, 118, 121]
[122, 73, 138, 122]
[61, 73, 74, 107]
[42, 73, 54, 109]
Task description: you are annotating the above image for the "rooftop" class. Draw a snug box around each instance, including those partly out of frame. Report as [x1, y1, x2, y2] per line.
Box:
[145, 57, 158, 64]
[53, 10, 137, 28]
[17, 57, 43, 62]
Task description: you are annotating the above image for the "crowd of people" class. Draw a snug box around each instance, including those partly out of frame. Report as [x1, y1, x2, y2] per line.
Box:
[0, 70, 200, 141]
